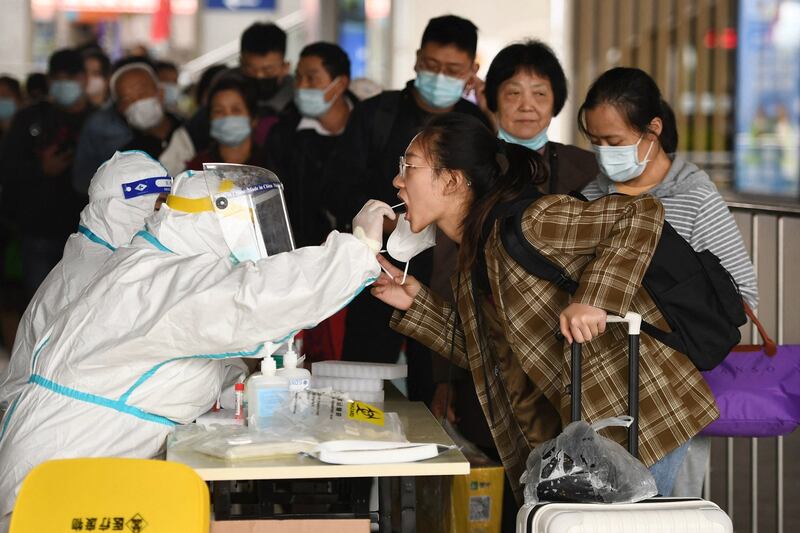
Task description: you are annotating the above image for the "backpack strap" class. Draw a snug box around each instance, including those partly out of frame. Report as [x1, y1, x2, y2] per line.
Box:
[372, 91, 402, 155]
[499, 199, 580, 295]
[568, 190, 589, 201]
[638, 321, 685, 352]
[547, 141, 561, 194]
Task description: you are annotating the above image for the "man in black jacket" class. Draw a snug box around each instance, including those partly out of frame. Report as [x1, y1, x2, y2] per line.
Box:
[0, 49, 93, 300]
[264, 42, 354, 364]
[323, 15, 489, 404]
[266, 42, 353, 248]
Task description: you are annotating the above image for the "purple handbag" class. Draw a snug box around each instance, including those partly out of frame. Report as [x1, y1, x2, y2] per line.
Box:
[700, 304, 800, 437]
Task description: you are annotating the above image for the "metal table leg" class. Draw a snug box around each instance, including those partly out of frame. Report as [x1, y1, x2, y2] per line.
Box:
[379, 477, 392, 532]
[400, 477, 416, 533]
[211, 481, 232, 520]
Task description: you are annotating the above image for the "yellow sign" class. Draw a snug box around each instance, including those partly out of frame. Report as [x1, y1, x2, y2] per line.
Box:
[347, 401, 384, 426]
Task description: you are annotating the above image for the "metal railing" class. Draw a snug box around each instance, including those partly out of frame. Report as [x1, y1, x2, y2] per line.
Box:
[704, 198, 800, 533]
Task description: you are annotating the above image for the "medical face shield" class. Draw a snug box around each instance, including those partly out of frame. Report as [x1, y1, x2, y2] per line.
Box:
[203, 163, 295, 263]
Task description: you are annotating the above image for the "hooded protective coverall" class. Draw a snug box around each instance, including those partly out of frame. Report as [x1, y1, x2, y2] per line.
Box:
[0, 150, 171, 409]
[0, 170, 380, 524]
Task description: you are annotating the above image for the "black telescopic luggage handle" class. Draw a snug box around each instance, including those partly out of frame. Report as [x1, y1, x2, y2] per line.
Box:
[570, 312, 642, 459]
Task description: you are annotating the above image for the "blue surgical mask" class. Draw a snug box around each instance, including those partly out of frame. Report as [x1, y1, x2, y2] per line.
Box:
[413, 71, 467, 109]
[210, 115, 252, 147]
[0, 98, 16, 120]
[592, 136, 655, 182]
[294, 78, 338, 118]
[498, 126, 549, 151]
[50, 80, 83, 108]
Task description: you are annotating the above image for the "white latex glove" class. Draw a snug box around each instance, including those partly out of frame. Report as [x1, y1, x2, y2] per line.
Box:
[352, 199, 396, 253]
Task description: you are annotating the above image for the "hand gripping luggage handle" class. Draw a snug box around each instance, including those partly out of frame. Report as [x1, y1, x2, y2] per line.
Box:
[569, 312, 642, 420]
[570, 311, 642, 458]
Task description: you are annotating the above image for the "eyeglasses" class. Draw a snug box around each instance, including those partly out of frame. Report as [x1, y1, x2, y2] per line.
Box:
[417, 57, 471, 78]
[398, 156, 440, 178]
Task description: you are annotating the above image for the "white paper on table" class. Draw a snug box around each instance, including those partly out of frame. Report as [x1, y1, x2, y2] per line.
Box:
[314, 440, 454, 464]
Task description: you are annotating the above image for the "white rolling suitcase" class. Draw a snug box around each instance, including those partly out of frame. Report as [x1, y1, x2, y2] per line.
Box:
[516, 313, 732, 533]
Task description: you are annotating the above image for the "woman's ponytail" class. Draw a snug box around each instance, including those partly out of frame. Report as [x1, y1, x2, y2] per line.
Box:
[658, 99, 679, 153]
[500, 139, 544, 186]
[494, 138, 511, 176]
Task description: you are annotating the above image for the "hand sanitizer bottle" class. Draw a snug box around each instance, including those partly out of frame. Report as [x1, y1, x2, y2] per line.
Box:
[245, 356, 288, 429]
[277, 342, 311, 392]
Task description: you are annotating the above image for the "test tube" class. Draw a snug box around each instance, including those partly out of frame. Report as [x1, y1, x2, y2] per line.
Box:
[234, 382, 245, 420]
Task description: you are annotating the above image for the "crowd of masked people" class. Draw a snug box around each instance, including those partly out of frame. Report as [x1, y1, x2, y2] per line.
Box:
[0, 14, 758, 528]
[0, 23, 359, 349]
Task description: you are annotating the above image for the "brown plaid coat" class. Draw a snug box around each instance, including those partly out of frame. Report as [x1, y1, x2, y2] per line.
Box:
[390, 194, 718, 503]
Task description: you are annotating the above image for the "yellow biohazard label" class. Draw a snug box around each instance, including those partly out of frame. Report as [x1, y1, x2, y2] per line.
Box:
[347, 400, 384, 426]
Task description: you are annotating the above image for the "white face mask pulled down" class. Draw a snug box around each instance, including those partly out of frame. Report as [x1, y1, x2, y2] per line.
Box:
[386, 212, 436, 284]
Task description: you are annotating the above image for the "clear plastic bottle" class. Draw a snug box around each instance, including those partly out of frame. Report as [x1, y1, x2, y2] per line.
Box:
[277, 343, 311, 392]
[245, 356, 288, 429]
[241, 362, 262, 415]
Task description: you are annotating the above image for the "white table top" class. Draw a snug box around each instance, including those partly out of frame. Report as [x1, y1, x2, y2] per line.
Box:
[166, 400, 470, 481]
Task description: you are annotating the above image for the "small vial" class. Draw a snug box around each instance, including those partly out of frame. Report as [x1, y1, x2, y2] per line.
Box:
[234, 382, 245, 420]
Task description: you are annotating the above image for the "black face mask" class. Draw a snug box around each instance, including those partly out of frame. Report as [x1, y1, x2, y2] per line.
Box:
[246, 76, 280, 103]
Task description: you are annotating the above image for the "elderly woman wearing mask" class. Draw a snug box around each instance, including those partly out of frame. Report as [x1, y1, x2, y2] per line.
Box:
[482, 40, 597, 193]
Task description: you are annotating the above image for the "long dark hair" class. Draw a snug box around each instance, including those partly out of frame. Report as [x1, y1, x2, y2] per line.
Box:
[578, 67, 678, 153]
[417, 113, 546, 271]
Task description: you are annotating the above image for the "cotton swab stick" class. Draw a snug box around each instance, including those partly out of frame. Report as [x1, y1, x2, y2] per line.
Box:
[379, 264, 395, 278]
[377, 202, 406, 281]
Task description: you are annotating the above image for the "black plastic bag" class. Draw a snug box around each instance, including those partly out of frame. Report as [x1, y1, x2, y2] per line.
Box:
[520, 417, 658, 504]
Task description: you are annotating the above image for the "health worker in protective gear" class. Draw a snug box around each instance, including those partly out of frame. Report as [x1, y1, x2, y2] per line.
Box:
[0, 169, 390, 527]
[0, 150, 171, 411]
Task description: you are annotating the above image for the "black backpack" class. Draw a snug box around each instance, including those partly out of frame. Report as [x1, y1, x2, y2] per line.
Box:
[499, 193, 747, 371]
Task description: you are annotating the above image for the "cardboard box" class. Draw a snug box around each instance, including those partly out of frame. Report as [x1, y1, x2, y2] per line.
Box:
[416, 464, 505, 533]
[210, 519, 370, 533]
[450, 465, 504, 533]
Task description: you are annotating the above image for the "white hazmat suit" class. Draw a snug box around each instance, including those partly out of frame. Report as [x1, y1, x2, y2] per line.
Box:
[0, 170, 380, 522]
[0, 151, 171, 409]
